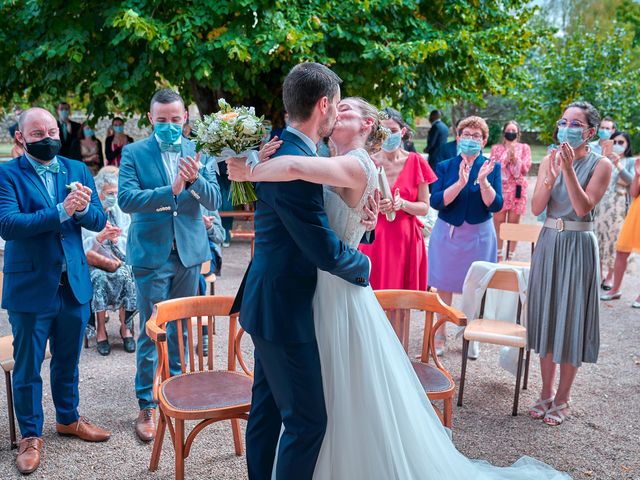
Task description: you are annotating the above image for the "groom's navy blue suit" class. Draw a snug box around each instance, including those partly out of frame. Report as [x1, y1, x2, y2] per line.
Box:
[233, 127, 370, 479]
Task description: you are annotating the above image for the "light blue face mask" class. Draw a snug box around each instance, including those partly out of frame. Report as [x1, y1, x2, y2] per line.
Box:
[154, 122, 183, 143]
[113, 125, 124, 134]
[459, 138, 482, 156]
[381, 132, 402, 152]
[557, 127, 586, 148]
[58, 109, 69, 121]
[102, 194, 117, 210]
[597, 129, 612, 140]
[83, 128, 94, 138]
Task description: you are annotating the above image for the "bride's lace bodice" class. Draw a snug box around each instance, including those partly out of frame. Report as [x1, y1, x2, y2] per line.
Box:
[323, 148, 378, 248]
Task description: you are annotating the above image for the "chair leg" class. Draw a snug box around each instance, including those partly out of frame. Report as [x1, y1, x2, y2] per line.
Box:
[149, 410, 167, 471]
[457, 339, 469, 407]
[523, 349, 531, 390]
[443, 399, 453, 428]
[5, 371, 17, 449]
[231, 418, 243, 456]
[512, 348, 525, 416]
[175, 419, 185, 480]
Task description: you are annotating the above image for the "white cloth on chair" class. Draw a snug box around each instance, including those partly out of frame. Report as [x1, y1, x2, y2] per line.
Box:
[461, 261, 530, 371]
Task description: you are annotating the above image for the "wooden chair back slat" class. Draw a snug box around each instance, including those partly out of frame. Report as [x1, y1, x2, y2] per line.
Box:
[177, 319, 186, 374]
[208, 316, 215, 371]
[147, 296, 247, 382]
[421, 311, 434, 363]
[486, 270, 520, 293]
[499, 223, 542, 243]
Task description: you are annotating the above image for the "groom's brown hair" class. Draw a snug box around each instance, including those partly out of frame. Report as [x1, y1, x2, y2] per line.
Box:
[283, 62, 341, 122]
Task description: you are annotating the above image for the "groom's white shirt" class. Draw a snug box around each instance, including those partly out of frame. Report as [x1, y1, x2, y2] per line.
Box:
[285, 125, 318, 154]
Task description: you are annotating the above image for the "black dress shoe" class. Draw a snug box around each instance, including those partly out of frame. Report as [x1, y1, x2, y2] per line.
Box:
[122, 336, 136, 353]
[601, 282, 612, 291]
[96, 339, 111, 356]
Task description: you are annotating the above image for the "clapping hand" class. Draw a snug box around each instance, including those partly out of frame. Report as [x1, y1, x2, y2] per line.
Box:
[259, 136, 282, 162]
[97, 221, 121, 244]
[360, 189, 381, 231]
[477, 157, 495, 183]
[547, 148, 561, 180]
[558, 142, 575, 172]
[63, 183, 92, 216]
[457, 160, 470, 188]
[178, 153, 202, 184]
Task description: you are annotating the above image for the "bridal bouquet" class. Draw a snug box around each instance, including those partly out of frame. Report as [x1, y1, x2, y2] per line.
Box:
[194, 98, 265, 205]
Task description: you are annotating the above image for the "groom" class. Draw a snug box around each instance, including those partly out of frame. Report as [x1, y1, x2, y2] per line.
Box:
[232, 62, 371, 479]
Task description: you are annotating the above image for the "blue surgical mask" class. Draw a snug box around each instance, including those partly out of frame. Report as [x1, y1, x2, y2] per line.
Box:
[58, 109, 69, 121]
[102, 194, 117, 210]
[154, 122, 183, 143]
[459, 138, 482, 156]
[113, 125, 124, 134]
[597, 129, 612, 140]
[83, 128, 94, 138]
[381, 132, 402, 152]
[613, 144, 625, 155]
[557, 127, 586, 148]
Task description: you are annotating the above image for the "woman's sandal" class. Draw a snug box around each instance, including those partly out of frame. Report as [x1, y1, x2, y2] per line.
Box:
[528, 396, 554, 419]
[543, 401, 570, 426]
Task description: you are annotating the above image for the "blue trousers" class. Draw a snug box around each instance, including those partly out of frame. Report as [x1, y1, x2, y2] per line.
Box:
[132, 252, 200, 410]
[9, 282, 89, 438]
[246, 335, 327, 480]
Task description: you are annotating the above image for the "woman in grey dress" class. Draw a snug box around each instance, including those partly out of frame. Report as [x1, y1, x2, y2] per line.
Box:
[527, 102, 613, 426]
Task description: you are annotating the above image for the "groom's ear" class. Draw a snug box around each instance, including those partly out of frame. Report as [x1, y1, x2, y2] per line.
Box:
[317, 96, 329, 115]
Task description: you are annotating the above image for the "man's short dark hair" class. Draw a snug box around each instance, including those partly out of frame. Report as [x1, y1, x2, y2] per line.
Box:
[282, 63, 342, 122]
[150, 88, 184, 112]
[430, 109, 441, 119]
[57, 102, 70, 110]
[601, 116, 616, 130]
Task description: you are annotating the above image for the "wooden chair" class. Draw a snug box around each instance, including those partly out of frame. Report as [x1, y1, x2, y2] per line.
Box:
[499, 222, 542, 266]
[145, 296, 252, 480]
[374, 290, 467, 428]
[0, 273, 52, 449]
[457, 269, 530, 416]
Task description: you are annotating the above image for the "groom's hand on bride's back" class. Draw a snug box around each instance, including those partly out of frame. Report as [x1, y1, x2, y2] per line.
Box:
[361, 189, 381, 231]
[258, 136, 282, 162]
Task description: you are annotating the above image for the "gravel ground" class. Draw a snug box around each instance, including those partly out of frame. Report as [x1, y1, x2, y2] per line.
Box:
[1, 213, 639, 480]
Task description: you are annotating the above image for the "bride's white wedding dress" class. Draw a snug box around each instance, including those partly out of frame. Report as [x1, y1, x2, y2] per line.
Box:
[310, 148, 570, 479]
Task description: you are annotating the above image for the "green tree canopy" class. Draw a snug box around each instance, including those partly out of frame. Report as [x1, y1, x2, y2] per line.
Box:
[1, 0, 540, 124]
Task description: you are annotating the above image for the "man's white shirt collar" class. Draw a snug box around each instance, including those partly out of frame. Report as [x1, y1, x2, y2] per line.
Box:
[286, 126, 317, 154]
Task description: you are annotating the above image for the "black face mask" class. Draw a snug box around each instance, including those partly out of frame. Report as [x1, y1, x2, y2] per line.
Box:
[24, 137, 62, 161]
[504, 132, 517, 141]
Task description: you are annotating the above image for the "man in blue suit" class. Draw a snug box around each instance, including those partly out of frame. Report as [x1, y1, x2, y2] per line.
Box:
[118, 89, 221, 442]
[0, 108, 110, 475]
[424, 109, 450, 170]
[231, 63, 371, 480]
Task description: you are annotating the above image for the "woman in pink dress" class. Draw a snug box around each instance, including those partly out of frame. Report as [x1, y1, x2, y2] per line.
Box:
[490, 121, 532, 260]
[360, 107, 437, 290]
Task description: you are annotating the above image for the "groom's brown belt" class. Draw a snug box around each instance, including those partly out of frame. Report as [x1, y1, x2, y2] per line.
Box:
[543, 217, 594, 232]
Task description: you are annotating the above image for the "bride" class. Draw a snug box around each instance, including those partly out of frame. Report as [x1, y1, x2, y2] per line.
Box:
[228, 97, 570, 479]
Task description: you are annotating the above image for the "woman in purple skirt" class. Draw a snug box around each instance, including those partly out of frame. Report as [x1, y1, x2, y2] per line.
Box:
[428, 116, 503, 354]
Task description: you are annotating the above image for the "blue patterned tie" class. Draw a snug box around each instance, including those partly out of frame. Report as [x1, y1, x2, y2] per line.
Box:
[160, 142, 181, 153]
[33, 160, 60, 175]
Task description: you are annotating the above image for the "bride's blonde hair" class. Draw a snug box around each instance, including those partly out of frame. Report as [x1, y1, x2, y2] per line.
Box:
[343, 97, 390, 152]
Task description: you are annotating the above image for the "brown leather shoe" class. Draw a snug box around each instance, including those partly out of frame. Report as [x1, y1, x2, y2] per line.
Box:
[16, 437, 42, 475]
[56, 416, 111, 442]
[135, 408, 157, 442]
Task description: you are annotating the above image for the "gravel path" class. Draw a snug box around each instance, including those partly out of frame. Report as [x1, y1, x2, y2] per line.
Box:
[1, 215, 639, 480]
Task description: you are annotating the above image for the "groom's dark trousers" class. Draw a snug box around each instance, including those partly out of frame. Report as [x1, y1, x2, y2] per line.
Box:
[232, 128, 370, 479]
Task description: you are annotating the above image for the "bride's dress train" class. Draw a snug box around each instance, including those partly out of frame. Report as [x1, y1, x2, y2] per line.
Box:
[309, 148, 570, 479]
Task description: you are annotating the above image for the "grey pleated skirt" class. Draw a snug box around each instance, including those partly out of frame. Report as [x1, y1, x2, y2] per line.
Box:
[527, 227, 600, 367]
